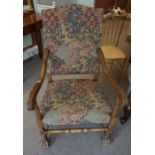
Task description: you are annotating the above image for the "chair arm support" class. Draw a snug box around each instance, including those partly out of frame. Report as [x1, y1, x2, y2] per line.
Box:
[97, 48, 128, 107]
[27, 81, 42, 111]
[27, 49, 50, 111]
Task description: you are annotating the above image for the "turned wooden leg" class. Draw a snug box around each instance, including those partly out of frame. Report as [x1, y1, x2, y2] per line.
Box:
[34, 102, 49, 148]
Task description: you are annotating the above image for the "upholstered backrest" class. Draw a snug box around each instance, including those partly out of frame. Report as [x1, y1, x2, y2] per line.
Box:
[42, 6, 64, 51]
[62, 4, 102, 42]
[42, 4, 103, 81]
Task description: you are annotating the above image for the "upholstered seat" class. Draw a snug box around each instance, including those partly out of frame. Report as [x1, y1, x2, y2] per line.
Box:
[101, 46, 126, 59]
[40, 79, 112, 129]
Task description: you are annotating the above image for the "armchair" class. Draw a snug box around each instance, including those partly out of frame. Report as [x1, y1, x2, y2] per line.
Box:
[27, 4, 128, 148]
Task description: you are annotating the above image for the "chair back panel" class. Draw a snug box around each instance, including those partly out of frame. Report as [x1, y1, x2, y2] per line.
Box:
[102, 15, 126, 46]
[42, 7, 64, 52]
[62, 4, 103, 42]
[41, 5, 103, 81]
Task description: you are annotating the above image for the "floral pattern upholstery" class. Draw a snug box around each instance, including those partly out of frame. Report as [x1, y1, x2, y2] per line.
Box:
[62, 4, 85, 39]
[41, 4, 103, 77]
[47, 39, 100, 78]
[40, 80, 112, 129]
[62, 5, 102, 41]
[42, 7, 64, 52]
[40, 5, 109, 129]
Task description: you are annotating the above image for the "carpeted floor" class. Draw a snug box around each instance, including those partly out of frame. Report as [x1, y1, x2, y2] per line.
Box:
[23, 57, 131, 155]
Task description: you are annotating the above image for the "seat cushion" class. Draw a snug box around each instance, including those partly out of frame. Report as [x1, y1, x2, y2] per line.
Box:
[101, 46, 126, 59]
[40, 80, 112, 129]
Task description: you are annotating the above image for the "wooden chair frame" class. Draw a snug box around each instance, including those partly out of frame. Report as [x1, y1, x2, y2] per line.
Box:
[27, 48, 128, 148]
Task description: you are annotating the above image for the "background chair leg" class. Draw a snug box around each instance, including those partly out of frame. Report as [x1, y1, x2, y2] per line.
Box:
[120, 105, 131, 124]
[118, 58, 126, 82]
[120, 93, 131, 124]
[111, 59, 114, 69]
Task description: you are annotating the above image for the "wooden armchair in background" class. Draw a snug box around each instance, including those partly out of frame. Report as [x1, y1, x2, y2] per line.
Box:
[27, 4, 128, 148]
[101, 11, 131, 81]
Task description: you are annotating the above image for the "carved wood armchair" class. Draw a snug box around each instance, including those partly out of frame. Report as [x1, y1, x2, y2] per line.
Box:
[27, 4, 128, 148]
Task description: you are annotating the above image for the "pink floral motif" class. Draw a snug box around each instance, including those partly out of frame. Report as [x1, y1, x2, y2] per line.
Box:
[71, 82, 86, 95]
[42, 7, 63, 52]
[57, 105, 88, 124]
[79, 41, 94, 57]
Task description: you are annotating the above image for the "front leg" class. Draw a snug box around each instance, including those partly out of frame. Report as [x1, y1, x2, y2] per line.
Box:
[102, 131, 110, 145]
[102, 117, 116, 145]
[40, 131, 49, 148]
[102, 102, 118, 145]
[34, 103, 49, 148]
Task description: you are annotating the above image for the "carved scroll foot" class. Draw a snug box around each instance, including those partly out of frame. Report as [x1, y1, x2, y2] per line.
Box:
[41, 136, 49, 148]
[40, 132, 49, 148]
[102, 137, 110, 145]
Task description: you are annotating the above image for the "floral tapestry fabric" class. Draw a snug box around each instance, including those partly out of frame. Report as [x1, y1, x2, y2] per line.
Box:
[40, 80, 112, 128]
[47, 39, 99, 77]
[41, 4, 103, 77]
[42, 7, 65, 53]
[62, 4, 85, 39]
[84, 7, 103, 45]
[62, 4, 103, 42]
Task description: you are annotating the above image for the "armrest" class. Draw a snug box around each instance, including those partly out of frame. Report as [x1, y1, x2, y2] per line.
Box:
[27, 81, 42, 110]
[97, 48, 128, 107]
[27, 49, 50, 111]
